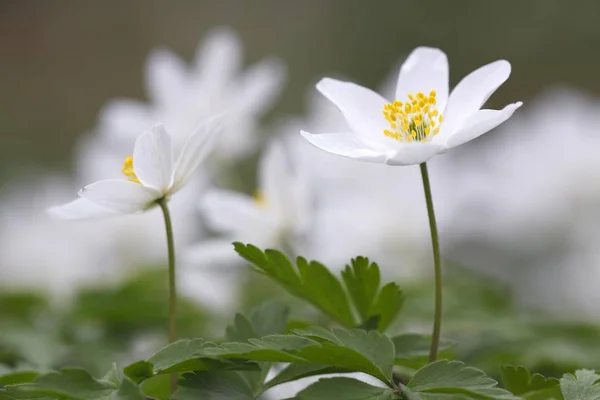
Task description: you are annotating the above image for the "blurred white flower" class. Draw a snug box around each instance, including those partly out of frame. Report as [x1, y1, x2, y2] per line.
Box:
[186, 139, 311, 264]
[98, 27, 285, 164]
[301, 47, 522, 166]
[48, 119, 220, 219]
[445, 88, 600, 317]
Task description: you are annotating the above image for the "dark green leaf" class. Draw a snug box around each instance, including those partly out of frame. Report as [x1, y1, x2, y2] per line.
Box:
[204, 327, 395, 385]
[291, 377, 399, 400]
[406, 360, 519, 399]
[264, 364, 347, 391]
[392, 334, 455, 369]
[174, 371, 254, 400]
[0, 371, 39, 385]
[370, 283, 404, 332]
[342, 257, 381, 321]
[560, 369, 600, 400]
[234, 244, 355, 327]
[500, 365, 561, 400]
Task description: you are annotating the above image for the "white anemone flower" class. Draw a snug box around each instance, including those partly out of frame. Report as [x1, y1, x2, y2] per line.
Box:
[301, 47, 522, 165]
[186, 139, 312, 265]
[98, 27, 284, 163]
[48, 117, 221, 219]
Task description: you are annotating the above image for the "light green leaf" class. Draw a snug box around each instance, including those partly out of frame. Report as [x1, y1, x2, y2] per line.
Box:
[406, 360, 519, 399]
[234, 243, 355, 327]
[102, 363, 120, 387]
[500, 365, 561, 400]
[370, 282, 404, 332]
[173, 371, 254, 400]
[291, 377, 400, 400]
[140, 375, 171, 400]
[560, 369, 600, 400]
[264, 364, 348, 391]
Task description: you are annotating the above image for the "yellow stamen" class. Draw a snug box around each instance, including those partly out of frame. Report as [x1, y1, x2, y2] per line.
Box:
[254, 190, 266, 206]
[122, 156, 140, 183]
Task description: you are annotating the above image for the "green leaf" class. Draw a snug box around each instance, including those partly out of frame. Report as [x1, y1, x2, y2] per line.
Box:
[500, 365, 561, 400]
[406, 360, 519, 399]
[560, 369, 600, 400]
[234, 243, 355, 327]
[123, 339, 259, 384]
[0, 371, 39, 385]
[203, 327, 396, 385]
[264, 364, 347, 391]
[140, 375, 171, 400]
[392, 334, 455, 369]
[291, 377, 400, 400]
[6, 367, 119, 399]
[174, 371, 254, 400]
[342, 257, 381, 321]
[342, 258, 404, 332]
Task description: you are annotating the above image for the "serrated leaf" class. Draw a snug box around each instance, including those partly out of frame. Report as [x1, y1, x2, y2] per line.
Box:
[406, 360, 519, 399]
[203, 327, 395, 385]
[370, 282, 404, 332]
[501, 365, 561, 400]
[173, 371, 254, 400]
[392, 334, 455, 369]
[123, 339, 259, 384]
[560, 369, 600, 400]
[291, 377, 399, 400]
[342, 257, 381, 321]
[234, 243, 355, 327]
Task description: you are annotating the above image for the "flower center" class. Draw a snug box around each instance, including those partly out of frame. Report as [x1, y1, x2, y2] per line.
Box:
[122, 156, 140, 183]
[382, 90, 443, 143]
[253, 190, 266, 207]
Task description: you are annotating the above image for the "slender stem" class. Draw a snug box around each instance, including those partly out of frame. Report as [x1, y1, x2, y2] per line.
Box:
[157, 197, 177, 391]
[419, 162, 443, 363]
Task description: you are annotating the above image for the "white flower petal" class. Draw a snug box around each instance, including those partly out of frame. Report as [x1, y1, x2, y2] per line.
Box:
[316, 78, 390, 150]
[200, 189, 263, 234]
[443, 102, 523, 148]
[78, 179, 161, 214]
[172, 114, 224, 193]
[442, 60, 512, 134]
[395, 47, 449, 111]
[133, 125, 174, 191]
[47, 198, 121, 220]
[385, 142, 446, 166]
[98, 99, 153, 142]
[193, 27, 241, 94]
[300, 131, 389, 163]
[236, 59, 286, 116]
[145, 48, 188, 107]
[183, 240, 240, 267]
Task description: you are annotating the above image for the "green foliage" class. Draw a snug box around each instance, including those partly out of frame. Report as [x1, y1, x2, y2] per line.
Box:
[234, 244, 404, 331]
[560, 369, 600, 400]
[291, 377, 400, 399]
[174, 371, 255, 400]
[342, 257, 404, 332]
[392, 333, 455, 370]
[500, 365, 561, 400]
[403, 360, 519, 399]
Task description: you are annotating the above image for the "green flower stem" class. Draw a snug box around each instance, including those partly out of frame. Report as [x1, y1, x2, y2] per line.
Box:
[419, 162, 443, 363]
[157, 197, 177, 391]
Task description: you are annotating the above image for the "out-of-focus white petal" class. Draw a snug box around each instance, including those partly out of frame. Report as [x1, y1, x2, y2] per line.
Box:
[145, 48, 188, 107]
[442, 60, 512, 135]
[133, 125, 174, 191]
[385, 142, 446, 166]
[200, 189, 263, 234]
[182, 240, 240, 267]
[316, 78, 390, 150]
[443, 102, 523, 148]
[78, 179, 161, 214]
[193, 27, 241, 96]
[47, 198, 121, 220]
[172, 114, 223, 193]
[395, 47, 449, 111]
[98, 99, 153, 142]
[236, 59, 286, 116]
[300, 131, 389, 163]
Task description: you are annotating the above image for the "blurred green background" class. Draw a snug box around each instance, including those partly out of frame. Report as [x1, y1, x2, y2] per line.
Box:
[2, 0, 599, 178]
